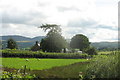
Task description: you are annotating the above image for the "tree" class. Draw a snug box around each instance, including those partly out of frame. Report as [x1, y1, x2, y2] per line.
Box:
[39, 24, 61, 35]
[31, 41, 41, 51]
[39, 24, 67, 52]
[7, 38, 18, 49]
[70, 34, 90, 51]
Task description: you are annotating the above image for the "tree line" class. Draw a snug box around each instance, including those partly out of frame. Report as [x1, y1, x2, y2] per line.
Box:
[6, 24, 97, 55]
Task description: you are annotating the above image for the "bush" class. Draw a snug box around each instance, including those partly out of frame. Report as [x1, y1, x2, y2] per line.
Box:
[84, 51, 119, 78]
[84, 47, 97, 55]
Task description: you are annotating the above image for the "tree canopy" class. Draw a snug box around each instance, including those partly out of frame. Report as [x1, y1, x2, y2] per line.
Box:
[31, 41, 41, 51]
[7, 38, 18, 49]
[70, 34, 90, 51]
[39, 24, 66, 52]
[39, 24, 61, 35]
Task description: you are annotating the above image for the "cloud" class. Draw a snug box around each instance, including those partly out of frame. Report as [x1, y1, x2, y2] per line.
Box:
[89, 28, 118, 42]
[67, 18, 98, 28]
[2, 10, 47, 26]
[2, 24, 46, 38]
[0, 0, 118, 42]
[97, 25, 118, 31]
[63, 27, 118, 42]
[2, 12, 31, 24]
[57, 6, 80, 12]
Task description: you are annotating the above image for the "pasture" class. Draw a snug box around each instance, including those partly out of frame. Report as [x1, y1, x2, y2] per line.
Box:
[2, 58, 89, 70]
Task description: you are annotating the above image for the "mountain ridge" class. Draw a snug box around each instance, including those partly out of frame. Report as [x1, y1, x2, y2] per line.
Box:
[1, 35, 45, 41]
[1, 35, 118, 50]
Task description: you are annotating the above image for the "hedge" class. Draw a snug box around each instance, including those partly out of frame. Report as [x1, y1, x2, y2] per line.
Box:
[1, 49, 90, 59]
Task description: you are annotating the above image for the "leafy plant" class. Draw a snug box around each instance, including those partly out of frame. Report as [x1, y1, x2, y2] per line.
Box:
[84, 51, 119, 78]
[1, 65, 36, 79]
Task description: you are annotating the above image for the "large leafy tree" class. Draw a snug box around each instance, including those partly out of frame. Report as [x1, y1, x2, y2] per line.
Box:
[7, 38, 18, 49]
[70, 34, 90, 51]
[39, 24, 66, 52]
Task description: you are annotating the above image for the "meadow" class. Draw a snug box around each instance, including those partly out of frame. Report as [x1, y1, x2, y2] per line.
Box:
[2, 58, 89, 70]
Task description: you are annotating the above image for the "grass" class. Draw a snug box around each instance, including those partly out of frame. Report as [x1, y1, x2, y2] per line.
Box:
[2, 58, 89, 70]
[98, 51, 115, 55]
[30, 62, 89, 78]
[84, 51, 119, 78]
[2, 50, 119, 78]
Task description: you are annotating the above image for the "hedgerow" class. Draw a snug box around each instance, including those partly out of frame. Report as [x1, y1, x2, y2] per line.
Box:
[1, 49, 90, 59]
[83, 51, 119, 78]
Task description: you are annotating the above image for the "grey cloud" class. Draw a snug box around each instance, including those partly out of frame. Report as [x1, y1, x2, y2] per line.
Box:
[67, 19, 97, 28]
[2, 12, 31, 24]
[67, 19, 118, 31]
[2, 10, 47, 26]
[2, 24, 11, 28]
[66, 30, 80, 35]
[97, 25, 118, 31]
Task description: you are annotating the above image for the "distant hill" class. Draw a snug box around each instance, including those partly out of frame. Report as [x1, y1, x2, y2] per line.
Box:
[1, 35, 45, 41]
[0, 35, 119, 50]
[91, 42, 119, 50]
[1, 35, 45, 49]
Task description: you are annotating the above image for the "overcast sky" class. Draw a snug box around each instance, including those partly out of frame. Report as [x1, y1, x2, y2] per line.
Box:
[0, 0, 119, 42]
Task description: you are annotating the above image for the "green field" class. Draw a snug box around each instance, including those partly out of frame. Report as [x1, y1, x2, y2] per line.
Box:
[98, 51, 115, 55]
[2, 58, 89, 70]
[30, 62, 89, 78]
[2, 51, 119, 78]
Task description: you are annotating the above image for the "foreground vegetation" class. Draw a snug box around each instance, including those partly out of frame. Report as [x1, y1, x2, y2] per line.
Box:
[1, 50, 119, 79]
[84, 51, 120, 78]
[2, 71, 36, 78]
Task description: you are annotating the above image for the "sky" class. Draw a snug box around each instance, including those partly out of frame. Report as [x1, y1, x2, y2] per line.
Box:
[0, 0, 119, 42]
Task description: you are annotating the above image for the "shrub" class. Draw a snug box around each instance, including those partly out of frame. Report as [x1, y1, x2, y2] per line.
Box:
[84, 51, 119, 78]
[84, 47, 97, 55]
